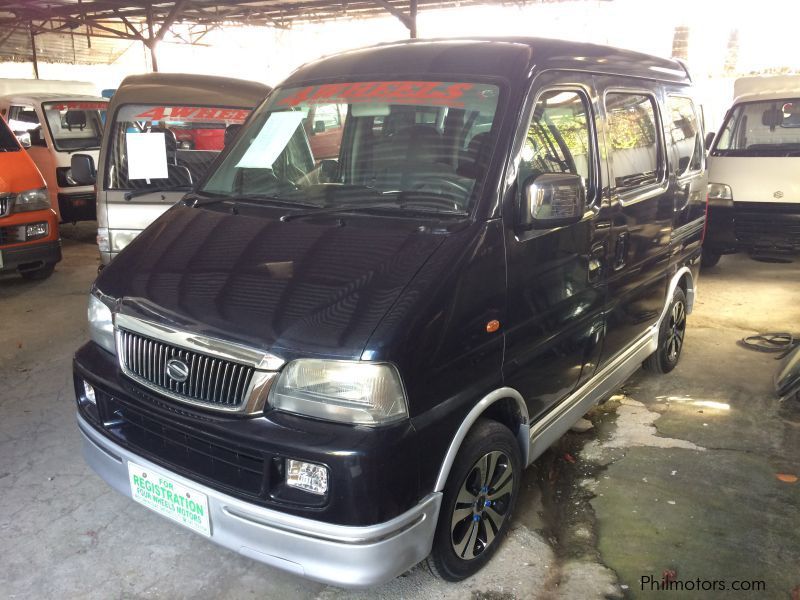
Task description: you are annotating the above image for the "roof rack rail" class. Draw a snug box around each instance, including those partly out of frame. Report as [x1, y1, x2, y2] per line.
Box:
[673, 58, 693, 82]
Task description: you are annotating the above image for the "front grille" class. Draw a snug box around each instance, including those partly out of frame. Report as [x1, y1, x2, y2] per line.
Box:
[119, 329, 255, 409]
[57, 191, 95, 203]
[0, 225, 24, 245]
[734, 202, 800, 249]
[101, 393, 266, 497]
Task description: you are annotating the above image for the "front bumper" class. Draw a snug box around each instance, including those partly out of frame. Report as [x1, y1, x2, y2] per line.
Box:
[705, 201, 800, 254]
[0, 239, 61, 273]
[78, 412, 441, 588]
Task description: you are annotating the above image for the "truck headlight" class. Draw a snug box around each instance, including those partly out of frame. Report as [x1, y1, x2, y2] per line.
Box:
[12, 188, 50, 212]
[707, 183, 733, 207]
[270, 359, 407, 425]
[88, 294, 116, 355]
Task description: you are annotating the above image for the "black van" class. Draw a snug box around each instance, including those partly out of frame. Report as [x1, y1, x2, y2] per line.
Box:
[74, 38, 706, 587]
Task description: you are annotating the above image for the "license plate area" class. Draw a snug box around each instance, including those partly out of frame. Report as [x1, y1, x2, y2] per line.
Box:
[128, 461, 211, 536]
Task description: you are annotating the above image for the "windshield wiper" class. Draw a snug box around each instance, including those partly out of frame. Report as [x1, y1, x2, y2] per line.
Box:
[192, 192, 317, 209]
[280, 199, 467, 222]
[124, 185, 192, 201]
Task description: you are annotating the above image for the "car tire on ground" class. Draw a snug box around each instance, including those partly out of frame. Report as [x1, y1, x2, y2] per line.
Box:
[20, 263, 55, 281]
[701, 248, 721, 268]
[644, 286, 688, 374]
[427, 418, 521, 581]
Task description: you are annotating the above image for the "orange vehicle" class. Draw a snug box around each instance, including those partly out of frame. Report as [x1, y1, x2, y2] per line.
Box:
[0, 115, 61, 279]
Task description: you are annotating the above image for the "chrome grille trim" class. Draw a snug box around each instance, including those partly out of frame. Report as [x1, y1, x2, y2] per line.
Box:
[114, 314, 282, 415]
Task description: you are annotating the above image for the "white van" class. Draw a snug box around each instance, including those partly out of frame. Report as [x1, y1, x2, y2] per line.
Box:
[704, 75, 800, 265]
[70, 73, 270, 264]
[0, 92, 108, 223]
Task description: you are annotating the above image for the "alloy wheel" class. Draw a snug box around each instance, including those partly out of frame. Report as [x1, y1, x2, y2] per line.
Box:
[666, 299, 687, 362]
[450, 450, 514, 560]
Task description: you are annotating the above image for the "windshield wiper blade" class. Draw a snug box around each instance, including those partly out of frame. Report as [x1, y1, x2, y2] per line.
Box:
[124, 185, 192, 201]
[192, 193, 317, 209]
[280, 200, 467, 222]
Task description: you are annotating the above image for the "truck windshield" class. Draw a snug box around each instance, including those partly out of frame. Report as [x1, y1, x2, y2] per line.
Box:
[0, 117, 21, 152]
[202, 80, 501, 215]
[714, 98, 800, 156]
[106, 104, 253, 193]
[42, 101, 107, 152]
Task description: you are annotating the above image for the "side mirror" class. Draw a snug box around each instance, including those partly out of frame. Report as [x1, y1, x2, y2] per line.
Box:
[14, 131, 31, 148]
[71, 153, 96, 186]
[314, 120, 326, 134]
[319, 158, 339, 182]
[521, 172, 586, 229]
[704, 132, 715, 151]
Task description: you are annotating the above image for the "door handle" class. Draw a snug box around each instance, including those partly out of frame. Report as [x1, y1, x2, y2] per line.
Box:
[614, 233, 629, 271]
[588, 242, 605, 283]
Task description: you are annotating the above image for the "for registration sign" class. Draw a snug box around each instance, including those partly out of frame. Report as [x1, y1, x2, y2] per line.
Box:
[128, 461, 211, 537]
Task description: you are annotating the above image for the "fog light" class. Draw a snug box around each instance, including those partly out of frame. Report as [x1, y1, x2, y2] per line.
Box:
[286, 459, 328, 495]
[82, 380, 96, 405]
[25, 222, 48, 240]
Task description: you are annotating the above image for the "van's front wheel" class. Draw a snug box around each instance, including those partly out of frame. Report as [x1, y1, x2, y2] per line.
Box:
[644, 286, 687, 374]
[427, 419, 521, 581]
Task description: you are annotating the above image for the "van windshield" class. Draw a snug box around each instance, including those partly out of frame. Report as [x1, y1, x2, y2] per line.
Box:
[0, 117, 21, 152]
[106, 104, 253, 193]
[201, 80, 501, 215]
[714, 98, 800, 156]
[42, 101, 107, 152]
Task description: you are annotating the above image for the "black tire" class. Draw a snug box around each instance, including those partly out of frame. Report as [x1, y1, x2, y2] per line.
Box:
[427, 419, 521, 581]
[644, 286, 688, 374]
[20, 263, 55, 280]
[701, 248, 721, 269]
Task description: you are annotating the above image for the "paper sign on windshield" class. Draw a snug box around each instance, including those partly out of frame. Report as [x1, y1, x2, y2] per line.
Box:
[236, 111, 305, 169]
[126, 132, 168, 180]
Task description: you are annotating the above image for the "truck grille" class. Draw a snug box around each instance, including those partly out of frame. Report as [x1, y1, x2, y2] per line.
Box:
[119, 329, 255, 409]
[734, 202, 800, 250]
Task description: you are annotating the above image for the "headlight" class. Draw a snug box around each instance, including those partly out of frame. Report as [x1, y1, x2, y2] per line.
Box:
[12, 188, 50, 213]
[111, 229, 140, 253]
[707, 183, 733, 206]
[270, 359, 407, 425]
[88, 294, 116, 355]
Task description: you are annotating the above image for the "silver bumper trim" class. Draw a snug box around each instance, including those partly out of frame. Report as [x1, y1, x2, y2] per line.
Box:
[77, 413, 442, 588]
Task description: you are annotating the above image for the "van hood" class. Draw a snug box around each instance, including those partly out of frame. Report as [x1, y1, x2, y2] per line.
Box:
[96, 203, 447, 359]
[709, 156, 800, 203]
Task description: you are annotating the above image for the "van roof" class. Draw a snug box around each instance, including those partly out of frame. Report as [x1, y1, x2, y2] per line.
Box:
[283, 37, 690, 87]
[110, 73, 271, 110]
[733, 75, 800, 104]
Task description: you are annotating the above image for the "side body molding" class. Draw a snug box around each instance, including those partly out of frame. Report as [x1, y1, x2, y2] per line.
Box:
[433, 387, 529, 492]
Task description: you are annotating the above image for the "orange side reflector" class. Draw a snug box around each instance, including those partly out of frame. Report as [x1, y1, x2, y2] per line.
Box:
[486, 320, 500, 333]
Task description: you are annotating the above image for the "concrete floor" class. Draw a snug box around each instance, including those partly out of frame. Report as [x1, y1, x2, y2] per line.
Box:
[1, 227, 798, 599]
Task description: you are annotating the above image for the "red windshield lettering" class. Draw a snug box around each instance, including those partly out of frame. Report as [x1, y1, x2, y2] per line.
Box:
[310, 84, 348, 102]
[193, 108, 219, 120]
[444, 83, 473, 100]
[135, 107, 166, 120]
[279, 87, 313, 106]
[168, 107, 197, 119]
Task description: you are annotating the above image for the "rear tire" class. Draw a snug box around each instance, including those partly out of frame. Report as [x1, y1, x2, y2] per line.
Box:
[427, 419, 521, 581]
[644, 286, 687, 374]
[20, 263, 55, 280]
[701, 248, 721, 268]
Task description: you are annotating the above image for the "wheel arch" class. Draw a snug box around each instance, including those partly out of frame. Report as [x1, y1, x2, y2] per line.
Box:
[662, 266, 695, 320]
[433, 387, 529, 492]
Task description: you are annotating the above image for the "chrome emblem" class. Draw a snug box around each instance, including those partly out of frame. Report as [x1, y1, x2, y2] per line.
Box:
[165, 358, 189, 383]
[774, 190, 784, 199]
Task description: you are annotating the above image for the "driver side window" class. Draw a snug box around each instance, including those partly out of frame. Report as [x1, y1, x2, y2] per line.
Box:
[520, 90, 593, 192]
